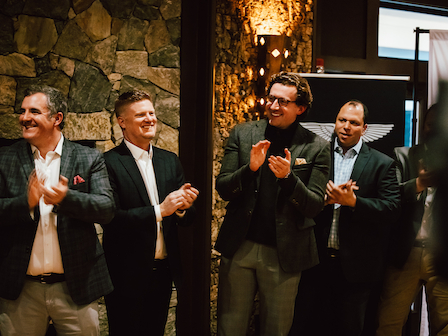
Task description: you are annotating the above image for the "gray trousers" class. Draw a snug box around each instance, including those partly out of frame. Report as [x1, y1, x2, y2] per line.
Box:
[0, 280, 99, 336]
[217, 240, 301, 336]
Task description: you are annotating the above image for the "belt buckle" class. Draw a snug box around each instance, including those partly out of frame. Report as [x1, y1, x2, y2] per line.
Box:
[40, 273, 52, 284]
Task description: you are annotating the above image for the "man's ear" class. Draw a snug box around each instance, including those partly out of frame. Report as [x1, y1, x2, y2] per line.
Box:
[296, 105, 307, 116]
[54, 112, 64, 127]
[117, 115, 125, 129]
[362, 123, 368, 135]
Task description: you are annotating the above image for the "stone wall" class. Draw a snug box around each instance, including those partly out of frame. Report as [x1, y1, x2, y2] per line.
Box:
[0, 0, 181, 335]
[211, 0, 314, 334]
[0, 0, 181, 155]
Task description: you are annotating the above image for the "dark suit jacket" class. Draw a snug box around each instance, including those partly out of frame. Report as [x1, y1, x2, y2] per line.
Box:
[314, 141, 401, 283]
[102, 142, 194, 296]
[388, 146, 426, 268]
[215, 119, 331, 273]
[0, 139, 115, 305]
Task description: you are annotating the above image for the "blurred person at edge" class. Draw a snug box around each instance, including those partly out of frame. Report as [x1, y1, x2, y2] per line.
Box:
[376, 103, 448, 336]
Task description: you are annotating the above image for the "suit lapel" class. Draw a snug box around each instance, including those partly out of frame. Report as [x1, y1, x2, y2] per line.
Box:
[152, 147, 166, 199]
[60, 140, 75, 182]
[350, 142, 370, 182]
[252, 119, 267, 145]
[251, 120, 268, 188]
[116, 142, 151, 206]
[289, 123, 308, 168]
[17, 141, 35, 181]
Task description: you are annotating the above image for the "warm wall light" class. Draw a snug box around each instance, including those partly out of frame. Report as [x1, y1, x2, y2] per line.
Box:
[235, 0, 306, 41]
[256, 34, 290, 117]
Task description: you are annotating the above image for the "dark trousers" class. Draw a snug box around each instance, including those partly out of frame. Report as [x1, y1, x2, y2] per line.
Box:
[289, 253, 378, 336]
[105, 259, 173, 336]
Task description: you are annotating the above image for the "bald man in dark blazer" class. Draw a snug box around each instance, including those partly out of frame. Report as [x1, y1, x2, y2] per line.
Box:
[291, 100, 401, 336]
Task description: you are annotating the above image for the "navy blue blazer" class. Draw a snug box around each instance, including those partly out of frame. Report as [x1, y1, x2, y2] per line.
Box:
[314, 141, 401, 283]
[102, 142, 194, 296]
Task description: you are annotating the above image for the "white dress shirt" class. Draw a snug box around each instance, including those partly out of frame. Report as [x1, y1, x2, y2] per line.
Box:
[124, 139, 167, 260]
[27, 135, 65, 276]
[328, 139, 363, 250]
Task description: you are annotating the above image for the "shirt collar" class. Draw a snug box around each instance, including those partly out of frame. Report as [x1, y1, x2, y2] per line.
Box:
[31, 134, 64, 158]
[334, 137, 363, 155]
[124, 139, 153, 161]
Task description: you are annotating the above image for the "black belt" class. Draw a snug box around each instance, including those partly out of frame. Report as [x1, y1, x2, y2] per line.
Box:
[414, 240, 430, 248]
[153, 259, 169, 271]
[26, 273, 65, 284]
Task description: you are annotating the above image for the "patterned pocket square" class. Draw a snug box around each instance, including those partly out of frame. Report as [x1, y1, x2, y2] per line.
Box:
[295, 158, 307, 165]
[73, 175, 85, 185]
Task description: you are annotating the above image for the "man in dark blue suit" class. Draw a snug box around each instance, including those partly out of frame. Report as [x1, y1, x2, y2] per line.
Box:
[291, 100, 401, 336]
[0, 85, 115, 335]
[103, 90, 198, 336]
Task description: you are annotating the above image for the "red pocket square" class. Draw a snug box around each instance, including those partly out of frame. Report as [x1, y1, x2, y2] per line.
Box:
[73, 175, 85, 185]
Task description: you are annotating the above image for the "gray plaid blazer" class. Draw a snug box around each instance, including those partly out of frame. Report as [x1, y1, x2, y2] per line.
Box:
[0, 139, 115, 305]
[215, 119, 331, 273]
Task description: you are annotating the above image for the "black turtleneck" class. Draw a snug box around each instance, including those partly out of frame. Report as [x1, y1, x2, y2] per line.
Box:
[246, 118, 299, 247]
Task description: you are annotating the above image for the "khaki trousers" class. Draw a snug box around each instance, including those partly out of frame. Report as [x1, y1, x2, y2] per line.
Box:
[217, 240, 301, 336]
[0, 280, 99, 336]
[377, 246, 448, 336]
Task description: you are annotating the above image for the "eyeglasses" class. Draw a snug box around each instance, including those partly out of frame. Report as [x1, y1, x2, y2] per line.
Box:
[266, 95, 295, 107]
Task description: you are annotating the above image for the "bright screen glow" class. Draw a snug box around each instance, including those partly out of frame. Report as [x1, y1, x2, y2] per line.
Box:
[378, 7, 448, 60]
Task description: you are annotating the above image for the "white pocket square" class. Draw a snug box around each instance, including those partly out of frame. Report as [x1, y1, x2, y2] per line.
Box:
[295, 158, 307, 165]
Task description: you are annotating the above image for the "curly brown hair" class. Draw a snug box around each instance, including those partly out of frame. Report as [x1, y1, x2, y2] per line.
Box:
[267, 72, 313, 119]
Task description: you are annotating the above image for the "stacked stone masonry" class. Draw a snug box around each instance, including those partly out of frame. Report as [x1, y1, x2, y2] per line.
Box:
[0, 0, 181, 156]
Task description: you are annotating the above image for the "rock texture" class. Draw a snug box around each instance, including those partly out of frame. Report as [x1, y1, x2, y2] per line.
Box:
[0, 76, 17, 106]
[75, 0, 111, 42]
[14, 15, 58, 57]
[53, 20, 93, 61]
[63, 111, 111, 140]
[0, 53, 36, 77]
[68, 62, 113, 112]
[117, 16, 149, 51]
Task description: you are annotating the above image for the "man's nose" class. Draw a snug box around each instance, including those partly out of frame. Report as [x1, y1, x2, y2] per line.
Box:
[270, 99, 280, 109]
[20, 110, 32, 120]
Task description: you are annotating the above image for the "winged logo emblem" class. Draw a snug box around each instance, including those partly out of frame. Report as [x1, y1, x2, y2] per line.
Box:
[300, 122, 394, 142]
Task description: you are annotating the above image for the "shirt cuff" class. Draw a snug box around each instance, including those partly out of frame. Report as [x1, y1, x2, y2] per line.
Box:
[154, 204, 162, 222]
